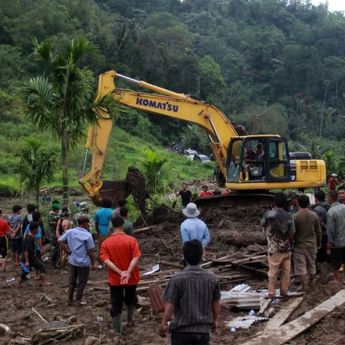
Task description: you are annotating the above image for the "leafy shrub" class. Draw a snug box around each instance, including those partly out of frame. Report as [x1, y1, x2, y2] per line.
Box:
[0, 181, 20, 197]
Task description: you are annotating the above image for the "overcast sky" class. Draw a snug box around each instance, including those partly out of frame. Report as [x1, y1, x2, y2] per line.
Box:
[311, 0, 345, 12]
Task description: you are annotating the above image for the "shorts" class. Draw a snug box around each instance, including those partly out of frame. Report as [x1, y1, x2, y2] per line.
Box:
[11, 238, 23, 254]
[331, 247, 345, 270]
[293, 247, 316, 276]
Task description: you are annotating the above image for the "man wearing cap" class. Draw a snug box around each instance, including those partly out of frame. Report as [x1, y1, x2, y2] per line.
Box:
[48, 201, 61, 238]
[287, 192, 300, 214]
[328, 174, 338, 191]
[59, 216, 96, 306]
[180, 203, 210, 251]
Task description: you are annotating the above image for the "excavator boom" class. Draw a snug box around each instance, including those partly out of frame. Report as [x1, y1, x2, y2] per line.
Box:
[80, 70, 326, 207]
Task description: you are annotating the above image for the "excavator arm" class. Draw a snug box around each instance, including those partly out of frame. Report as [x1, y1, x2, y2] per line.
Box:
[80, 70, 326, 206]
[80, 70, 239, 203]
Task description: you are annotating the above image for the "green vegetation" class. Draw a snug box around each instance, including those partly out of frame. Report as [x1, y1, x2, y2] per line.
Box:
[1, 0, 345, 200]
[100, 128, 214, 192]
[22, 38, 98, 204]
[17, 139, 56, 206]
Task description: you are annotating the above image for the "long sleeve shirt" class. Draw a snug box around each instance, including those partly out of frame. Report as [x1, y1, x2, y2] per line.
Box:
[327, 202, 345, 248]
[180, 218, 210, 247]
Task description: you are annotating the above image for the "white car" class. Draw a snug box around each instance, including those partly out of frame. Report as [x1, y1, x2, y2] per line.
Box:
[184, 148, 198, 160]
[193, 154, 211, 164]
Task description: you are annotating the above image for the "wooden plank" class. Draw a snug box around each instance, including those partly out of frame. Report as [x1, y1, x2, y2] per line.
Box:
[264, 296, 304, 329]
[231, 255, 267, 265]
[244, 289, 345, 345]
[134, 226, 152, 234]
[238, 264, 268, 277]
[258, 298, 272, 315]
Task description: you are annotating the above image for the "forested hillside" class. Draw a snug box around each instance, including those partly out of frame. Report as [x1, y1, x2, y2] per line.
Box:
[1, 0, 345, 191]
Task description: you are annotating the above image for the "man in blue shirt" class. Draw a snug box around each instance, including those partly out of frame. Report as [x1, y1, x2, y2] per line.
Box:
[180, 203, 210, 250]
[59, 216, 96, 306]
[94, 198, 113, 268]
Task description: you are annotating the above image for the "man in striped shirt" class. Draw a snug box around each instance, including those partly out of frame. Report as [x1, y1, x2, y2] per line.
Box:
[160, 240, 220, 345]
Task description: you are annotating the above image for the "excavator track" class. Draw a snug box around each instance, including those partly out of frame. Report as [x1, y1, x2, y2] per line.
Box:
[194, 193, 274, 224]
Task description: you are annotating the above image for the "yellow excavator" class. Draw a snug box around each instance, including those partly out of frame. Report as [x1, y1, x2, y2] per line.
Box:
[80, 70, 326, 209]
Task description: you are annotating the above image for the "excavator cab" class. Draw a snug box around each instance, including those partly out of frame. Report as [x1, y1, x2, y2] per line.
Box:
[227, 136, 291, 184]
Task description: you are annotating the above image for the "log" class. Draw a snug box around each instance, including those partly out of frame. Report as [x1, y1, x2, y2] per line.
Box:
[31, 307, 48, 324]
[217, 229, 267, 246]
[238, 264, 268, 277]
[0, 323, 11, 335]
[244, 289, 345, 345]
[258, 298, 272, 315]
[159, 260, 182, 269]
[231, 255, 267, 265]
[134, 226, 152, 234]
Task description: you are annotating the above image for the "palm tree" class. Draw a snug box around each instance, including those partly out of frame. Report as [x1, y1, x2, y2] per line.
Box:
[17, 139, 56, 207]
[22, 37, 97, 205]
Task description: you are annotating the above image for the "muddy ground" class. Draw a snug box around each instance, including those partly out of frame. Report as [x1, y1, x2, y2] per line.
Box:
[1, 201, 345, 345]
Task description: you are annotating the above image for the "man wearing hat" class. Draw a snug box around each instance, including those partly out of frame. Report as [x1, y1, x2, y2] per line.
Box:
[180, 203, 210, 250]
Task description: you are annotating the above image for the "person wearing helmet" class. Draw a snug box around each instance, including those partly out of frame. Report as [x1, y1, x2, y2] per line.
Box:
[74, 202, 95, 234]
[74, 202, 89, 222]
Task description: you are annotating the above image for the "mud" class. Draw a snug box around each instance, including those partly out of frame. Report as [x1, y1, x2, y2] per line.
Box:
[1, 211, 344, 345]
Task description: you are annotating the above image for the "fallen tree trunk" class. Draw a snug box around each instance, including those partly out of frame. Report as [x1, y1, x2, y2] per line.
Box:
[218, 229, 266, 246]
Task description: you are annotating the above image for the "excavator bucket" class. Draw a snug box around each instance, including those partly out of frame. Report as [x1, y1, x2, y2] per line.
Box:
[98, 179, 130, 207]
[97, 167, 148, 213]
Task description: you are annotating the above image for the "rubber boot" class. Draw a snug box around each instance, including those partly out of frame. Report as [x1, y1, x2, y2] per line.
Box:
[245, 170, 250, 181]
[126, 305, 135, 326]
[67, 287, 74, 306]
[112, 313, 123, 335]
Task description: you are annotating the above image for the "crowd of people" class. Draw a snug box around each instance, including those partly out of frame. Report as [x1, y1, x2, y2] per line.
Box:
[1, 182, 345, 345]
[262, 187, 345, 298]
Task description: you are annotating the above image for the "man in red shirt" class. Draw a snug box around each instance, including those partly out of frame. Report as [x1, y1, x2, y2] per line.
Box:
[0, 209, 11, 269]
[100, 216, 141, 339]
[199, 185, 213, 198]
[328, 174, 338, 191]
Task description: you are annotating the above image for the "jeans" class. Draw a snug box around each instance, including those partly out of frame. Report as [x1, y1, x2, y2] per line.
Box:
[171, 332, 210, 345]
[109, 285, 137, 316]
